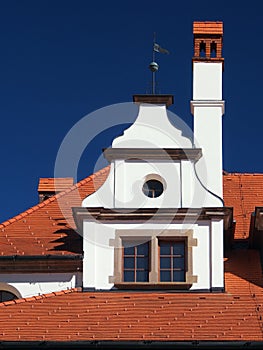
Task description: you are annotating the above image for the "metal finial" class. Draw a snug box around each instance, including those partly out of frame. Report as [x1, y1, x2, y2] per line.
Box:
[148, 33, 170, 94]
[149, 32, 158, 94]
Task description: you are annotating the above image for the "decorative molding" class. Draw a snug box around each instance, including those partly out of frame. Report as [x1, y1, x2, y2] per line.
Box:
[73, 207, 233, 232]
[103, 148, 202, 162]
[190, 100, 225, 115]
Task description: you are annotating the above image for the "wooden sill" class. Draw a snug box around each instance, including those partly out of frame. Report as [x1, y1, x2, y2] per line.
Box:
[114, 282, 192, 290]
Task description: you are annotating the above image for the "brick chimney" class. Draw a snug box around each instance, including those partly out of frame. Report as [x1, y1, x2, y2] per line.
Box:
[193, 21, 223, 62]
[38, 178, 74, 203]
[191, 21, 225, 206]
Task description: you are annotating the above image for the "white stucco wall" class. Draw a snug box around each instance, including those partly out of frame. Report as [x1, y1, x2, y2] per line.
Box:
[0, 272, 82, 298]
[82, 101, 198, 209]
[191, 60, 224, 206]
[83, 220, 224, 291]
[114, 160, 181, 208]
[112, 104, 192, 149]
[211, 219, 224, 287]
[83, 222, 115, 290]
[193, 62, 222, 100]
[83, 165, 114, 208]
[192, 102, 224, 206]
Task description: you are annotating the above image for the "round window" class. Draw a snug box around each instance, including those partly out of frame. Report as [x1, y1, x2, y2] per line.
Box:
[142, 179, 164, 198]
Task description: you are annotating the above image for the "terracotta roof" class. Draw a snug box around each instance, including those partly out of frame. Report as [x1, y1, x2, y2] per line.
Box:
[0, 167, 109, 256]
[0, 170, 263, 341]
[0, 249, 262, 341]
[193, 21, 223, 35]
[0, 169, 262, 256]
[223, 173, 263, 239]
[38, 177, 74, 193]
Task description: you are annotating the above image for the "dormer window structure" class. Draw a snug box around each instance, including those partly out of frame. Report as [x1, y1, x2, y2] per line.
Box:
[75, 21, 228, 292]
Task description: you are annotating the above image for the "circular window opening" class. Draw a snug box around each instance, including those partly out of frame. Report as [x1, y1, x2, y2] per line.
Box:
[142, 180, 164, 198]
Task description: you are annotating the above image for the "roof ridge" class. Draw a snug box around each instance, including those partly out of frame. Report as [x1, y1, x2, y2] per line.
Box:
[224, 172, 263, 176]
[0, 287, 81, 307]
[0, 166, 110, 229]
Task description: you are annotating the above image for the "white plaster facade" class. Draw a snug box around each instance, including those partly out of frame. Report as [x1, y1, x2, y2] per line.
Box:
[191, 62, 225, 205]
[81, 37, 225, 292]
[82, 220, 224, 291]
[0, 272, 82, 299]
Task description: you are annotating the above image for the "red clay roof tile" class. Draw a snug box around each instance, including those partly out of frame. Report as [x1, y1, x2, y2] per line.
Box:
[223, 173, 263, 239]
[0, 250, 262, 341]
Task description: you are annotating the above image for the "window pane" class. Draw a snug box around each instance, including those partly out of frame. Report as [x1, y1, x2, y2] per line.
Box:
[173, 258, 185, 270]
[142, 180, 164, 198]
[0, 291, 17, 302]
[160, 257, 171, 269]
[173, 257, 185, 269]
[124, 271, 135, 282]
[173, 270, 185, 282]
[160, 242, 171, 255]
[136, 271, 149, 282]
[124, 257, 135, 269]
[137, 242, 148, 256]
[172, 242, 184, 255]
[124, 246, 135, 256]
[137, 257, 148, 269]
[160, 270, 171, 282]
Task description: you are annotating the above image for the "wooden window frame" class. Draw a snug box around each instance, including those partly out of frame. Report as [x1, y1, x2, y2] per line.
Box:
[158, 238, 186, 283]
[122, 240, 150, 282]
[110, 230, 197, 289]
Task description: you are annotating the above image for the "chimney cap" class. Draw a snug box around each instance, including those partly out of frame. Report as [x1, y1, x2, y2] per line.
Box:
[193, 21, 223, 35]
[38, 178, 74, 193]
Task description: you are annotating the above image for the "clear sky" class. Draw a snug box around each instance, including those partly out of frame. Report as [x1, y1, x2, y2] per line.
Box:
[0, 0, 262, 223]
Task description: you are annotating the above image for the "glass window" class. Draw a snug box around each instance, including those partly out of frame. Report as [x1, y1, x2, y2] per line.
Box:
[142, 180, 164, 198]
[0, 291, 17, 302]
[123, 241, 149, 282]
[159, 240, 185, 282]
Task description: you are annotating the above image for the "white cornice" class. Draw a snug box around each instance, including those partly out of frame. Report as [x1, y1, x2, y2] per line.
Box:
[190, 100, 225, 115]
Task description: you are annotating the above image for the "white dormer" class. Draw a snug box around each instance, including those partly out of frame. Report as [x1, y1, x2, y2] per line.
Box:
[74, 21, 231, 293]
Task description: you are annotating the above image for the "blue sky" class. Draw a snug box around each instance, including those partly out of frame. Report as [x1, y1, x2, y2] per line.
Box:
[0, 0, 262, 222]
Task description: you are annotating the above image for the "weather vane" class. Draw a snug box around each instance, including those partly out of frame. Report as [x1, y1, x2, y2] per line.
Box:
[149, 32, 170, 94]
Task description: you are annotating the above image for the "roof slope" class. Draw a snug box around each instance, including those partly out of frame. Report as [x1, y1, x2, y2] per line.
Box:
[0, 250, 263, 341]
[0, 167, 109, 256]
[0, 169, 262, 256]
